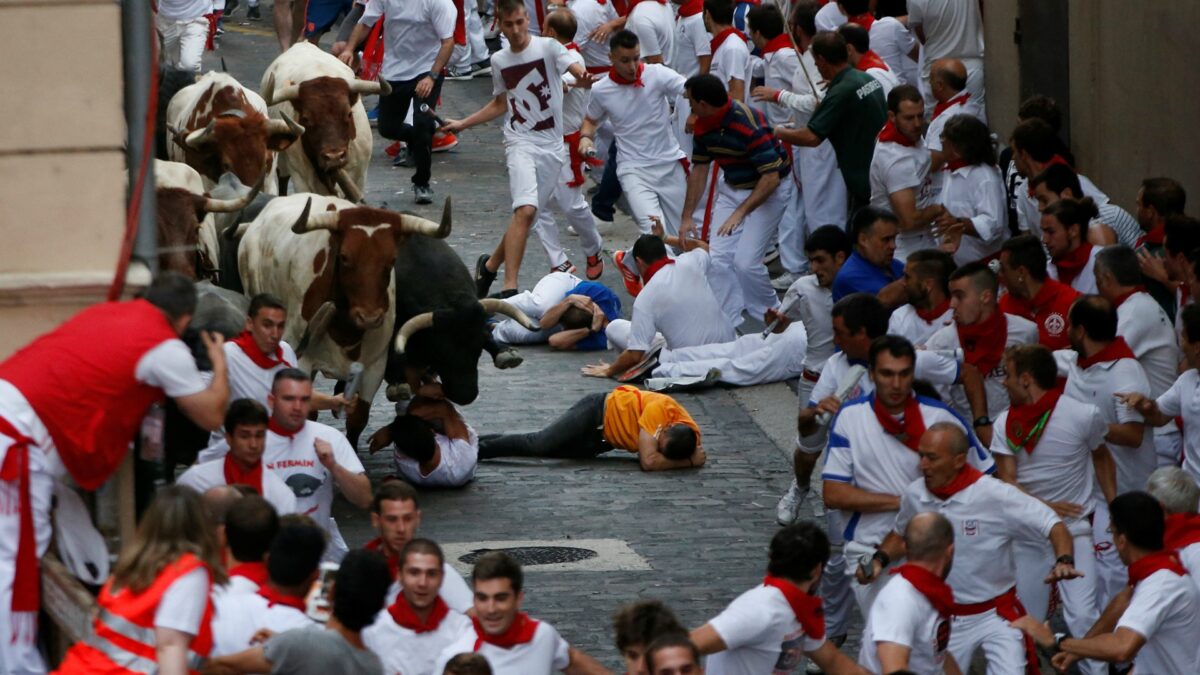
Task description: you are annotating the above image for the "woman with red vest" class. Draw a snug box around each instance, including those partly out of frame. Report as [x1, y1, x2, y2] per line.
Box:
[56, 485, 227, 673]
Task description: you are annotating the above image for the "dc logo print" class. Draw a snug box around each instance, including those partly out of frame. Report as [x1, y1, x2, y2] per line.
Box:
[1044, 312, 1066, 336]
[963, 520, 979, 536]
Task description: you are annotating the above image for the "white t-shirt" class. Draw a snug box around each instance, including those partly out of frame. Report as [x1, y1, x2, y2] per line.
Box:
[561, 48, 590, 134]
[858, 573, 950, 675]
[706, 585, 825, 675]
[433, 620, 571, 675]
[1047, 246, 1100, 295]
[383, 563, 474, 613]
[1055, 350, 1156, 495]
[1155, 370, 1200, 482]
[223, 340, 299, 408]
[587, 63, 687, 166]
[211, 591, 315, 657]
[864, 65, 901, 98]
[1181, 542, 1200, 590]
[869, 138, 937, 259]
[887, 303, 954, 347]
[136, 339, 210, 399]
[156, 567, 211, 635]
[627, 1, 676, 68]
[759, 47, 802, 127]
[1117, 569, 1200, 675]
[991, 395, 1106, 533]
[176, 456, 299, 515]
[908, 0, 985, 78]
[808, 350, 962, 407]
[814, 2, 845, 32]
[711, 33, 752, 96]
[394, 426, 478, 488]
[924, 97, 985, 153]
[924, 313, 1040, 420]
[362, 0, 457, 81]
[363, 605, 473, 675]
[491, 37, 577, 147]
[938, 162, 1007, 265]
[568, 0, 617, 69]
[870, 17, 919, 85]
[894, 475, 1060, 603]
[673, 12, 712, 78]
[1118, 291, 1181, 399]
[781, 275, 834, 374]
[628, 249, 736, 351]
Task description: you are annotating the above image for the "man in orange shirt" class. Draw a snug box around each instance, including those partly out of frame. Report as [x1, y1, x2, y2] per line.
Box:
[477, 386, 705, 471]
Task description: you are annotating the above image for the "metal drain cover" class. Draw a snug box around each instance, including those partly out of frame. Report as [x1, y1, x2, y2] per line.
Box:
[459, 546, 599, 566]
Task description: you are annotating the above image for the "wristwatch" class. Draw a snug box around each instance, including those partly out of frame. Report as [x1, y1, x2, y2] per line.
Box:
[1056, 554, 1075, 566]
[872, 550, 891, 568]
[972, 416, 993, 428]
[1054, 632, 1068, 652]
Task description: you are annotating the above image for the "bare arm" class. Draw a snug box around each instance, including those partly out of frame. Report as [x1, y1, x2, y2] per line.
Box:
[994, 454, 1017, 484]
[637, 429, 704, 471]
[582, 349, 643, 379]
[1115, 392, 1174, 427]
[1060, 629, 1146, 664]
[155, 628, 192, 675]
[679, 162, 712, 239]
[876, 279, 908, 309]
[315, 439, 373, 508]
[547, 329, 592, 350]
[727, 78, 745, 102]
[337, 22, 373, 63]
[175, 332, 230, 431]
[808, 639, 870, 674]
[698, 54, 712, 75]
[1105, 421, 1145, 448]
[876, 642, 912, 674]
[958, 362, 992, 446]
[1092, 445, 1118, 503]
[822, 480, 901, 513]
[775, 126, 823, 147]
[689, 624, 727, 655]
[888, 188, 946, 235]
[441, 94, 508, 133]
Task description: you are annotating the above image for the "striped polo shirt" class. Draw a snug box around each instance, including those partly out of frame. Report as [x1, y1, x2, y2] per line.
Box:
[692, 99, 791, 189]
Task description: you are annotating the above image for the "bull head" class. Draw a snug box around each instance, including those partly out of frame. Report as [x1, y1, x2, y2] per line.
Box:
[175, 101, 304, 187]
[156, 175, 263, 280]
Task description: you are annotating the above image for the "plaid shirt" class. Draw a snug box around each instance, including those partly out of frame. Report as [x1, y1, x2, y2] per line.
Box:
[692, 100, 791, 189]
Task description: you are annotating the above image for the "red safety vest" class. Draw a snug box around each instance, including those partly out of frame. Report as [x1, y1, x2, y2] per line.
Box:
[55, 553, 215, 674]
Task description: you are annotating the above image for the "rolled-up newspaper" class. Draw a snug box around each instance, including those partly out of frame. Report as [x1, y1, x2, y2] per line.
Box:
[815, 364, 867, 426]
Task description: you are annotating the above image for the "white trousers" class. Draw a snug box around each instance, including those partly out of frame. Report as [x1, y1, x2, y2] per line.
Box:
[653, 323, 807, 386]
[452, 7, 489, 69]
[708, 179, 790, 325]
[156, 15, 208, 73]
[778, 159, 808, 274]
[491, 274, 575, 344]
[1090, 500, 1128, 606]
[796, 141, 848, 232]
[534, 146, 604, 268]
[821, 510, 854, 638]
[605, 319, 662, 353]
[615, 160, 687, 277]
[947, 610, 1027, 675]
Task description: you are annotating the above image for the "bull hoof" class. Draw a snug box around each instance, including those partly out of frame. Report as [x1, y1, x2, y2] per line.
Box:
[385, 383, 412, 402]
[493, 348, 523, 369]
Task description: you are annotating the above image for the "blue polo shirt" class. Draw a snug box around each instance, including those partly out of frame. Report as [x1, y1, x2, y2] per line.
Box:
[569, 281, 621, 351]
[831, 251, 904, 301]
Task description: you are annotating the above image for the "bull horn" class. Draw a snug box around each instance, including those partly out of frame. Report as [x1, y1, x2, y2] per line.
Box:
[289, 196, 333, 234]
[333, 168, 364, 203]
[480, 299, 539, 331]
[203, 174, 264, 213]
[296, 301, 336, 357]
[184, 120, 217, 148]
[218, 108, 247, 119]
[265, 73, 301, 106]
[349, 75, 391, 97]
[393, 312, 435, 354]
[266, 111, 305, 138]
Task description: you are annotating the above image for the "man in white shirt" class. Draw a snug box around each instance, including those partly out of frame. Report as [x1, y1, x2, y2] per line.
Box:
[670, 0, 711, 156]
[990, 344, 1115, 675]
[569, 0, 618, 73]
[1030, 163, 1139, 249]
[362, 480, 475, 612]
[1042, 198, 1102, 295]
[1095, 245, 1183, 466]
[887, 249, 955, 347]
[1013, 492, 1200, 675]
[689, 522, 867, 675]
[367, 382, 478, 488]
[838, 23, 900, 97]
[907, 0, 986, 115]
[180, 400, 298, 515]
[211, 522, 324, 656]
[864, 423, 1081, 675]
[704, 0, 752, 101]
[363, 539, 473, 675]
[859, 512, 960, 675]
[1009, 118, 1110, 240]
[443, 0, 593, 297]
[220, 495, 279, 597]
[1148, 467, 1200, 583]
[869, 85, 944, 261]
[923, 59, 982, 172]
[626, 0, 675, 68]
[433, 552, 608, 674]
[340, 0, 456, 203]
[156, 0, 211, 72]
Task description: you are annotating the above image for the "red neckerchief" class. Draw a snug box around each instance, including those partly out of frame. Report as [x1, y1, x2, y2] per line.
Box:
[1127, 550, 1188, 587]
[0, 416, 37, 614]
[945, 157, 969, 172]
[929, 464, 984, 501]
[892, 564, 955, 616]
[1137, 225, 1165, 248]
[389, 593, 450, 633]
[678, 0, 703, 15]
[267, 417, 300, 439]
[1077, 337, 1137, 370]
[608, 62, 645, 87]
[565, 41, 579, 52]
[692, 100, 732, 136]
[640, 257, 675, 284]
[1030, 278, 1078, 316]
[229, 561, 269, 586]
[710, 27, 746, 53]
[957, 309, 1008, 375]
[761, 34, 793, 55]
[848, 12, 874, 30]
[1026, 155, 1073, 196]
[931, 92, 970, 121]
[223, 454, 264, 495]
[877, 120, 915, 147]
[1005, 387, 1063, 454]
[915, 297, 952, 323]
[364, 537, 400, 581]
[1165, 513, 1200, 550]
[1113, 287, 1146, 308]
[452, 0, 466, 46]
[856, 50, 889, 73]
[762, 575, 825, 640]
[230, 331, 292, 369]
[258, 585, 308, 611]
[473, 613, 539, 649]
[871, 394, 925, 452]
[1052, 243, 1093, 287]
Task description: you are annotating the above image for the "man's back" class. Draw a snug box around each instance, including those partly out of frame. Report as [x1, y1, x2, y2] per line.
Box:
[264, 625, 383, 674]
[908, 0, 984, 62]
[805, 67, 886, 200]
[629, 250, 736, 350]
[1119, 568, 1200, 675]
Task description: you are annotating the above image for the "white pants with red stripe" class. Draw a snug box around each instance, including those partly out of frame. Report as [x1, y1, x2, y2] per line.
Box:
[947, 609, 1027, 675]
[652, 323, 807, 387]
[451, 6, 489, 70]
[533, 145, 603, 269]
[707, 179, 790, 326]
[1090, 499, 1128, 606]
[614, 160, 687, 278]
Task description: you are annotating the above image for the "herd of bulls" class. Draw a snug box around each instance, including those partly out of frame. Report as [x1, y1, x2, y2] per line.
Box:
[153, 42, 540, 462]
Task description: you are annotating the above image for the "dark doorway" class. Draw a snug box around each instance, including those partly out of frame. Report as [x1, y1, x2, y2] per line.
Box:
[1016, 0, 1071, 147]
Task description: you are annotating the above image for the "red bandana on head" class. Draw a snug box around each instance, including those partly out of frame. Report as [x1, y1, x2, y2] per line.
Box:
[710, 27, 746, 53]
[389, 594, 450, 633]
[929, 464, 984, 501]
[1005, 387, 1063, 455]
[258, 585, 308, 611]
[892, 564, 955, 616]
[641, 257, 675, 284]
[229, 561, 269, 586]
[1052, 243, 1093, 287]
[267, 416, 301, 439]
[1077, 337, 1137, 370]
[223, 454, 264, 495]
[956, 310, 1007, 375]
[1165, 513, 1200, 550]
[877, 120, 915, 147]
[1128, 550, 1188, 587]
[230, 331, 292, 370]
[762, 575, 825, 640]
[930, 91, 970, 121]
[856, 50, 889, 73]
[473, 613, 539, 649]
[871, 394, 926, 452]
[761, 34, 793, 55]
[915, 298, 952, 323]
[608, 62, 645, 87]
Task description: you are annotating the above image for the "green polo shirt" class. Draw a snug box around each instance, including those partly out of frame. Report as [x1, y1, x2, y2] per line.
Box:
[806, 67, 887, 201]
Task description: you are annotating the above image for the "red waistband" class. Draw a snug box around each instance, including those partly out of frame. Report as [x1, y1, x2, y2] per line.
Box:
[801, 369, 820, 383]
[586, 65, 610, 74]
[953, 586, 1023, 618]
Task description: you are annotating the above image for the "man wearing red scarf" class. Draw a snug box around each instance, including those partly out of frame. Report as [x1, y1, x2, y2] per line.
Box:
[839, 23, 900, 96]
[433, 553, 608, 674]
[1009, 118, 1111, 239]
[704, 0, 751, 100]
[1041, 198, 1101, 294]
[1148, 466, 1200, 581]
[887, 249, 955, 347]
[1135, 177, 1186, 252]
[867, 423, 1081, 675]
[690, 522, 866, 674]
[997, 234, 1081, 350]
[362, 540, 473, 675]
[923, 59, 982, 173]
[221, 495, 279, 597]
[1013, 492, 1200, 675]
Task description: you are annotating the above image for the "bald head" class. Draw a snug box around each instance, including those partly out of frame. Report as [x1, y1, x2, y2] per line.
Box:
[905, 512, 954, 563]
[926, 421, 970, 456]
[931, 58, 967, 96]
[203, 485, 245, 527]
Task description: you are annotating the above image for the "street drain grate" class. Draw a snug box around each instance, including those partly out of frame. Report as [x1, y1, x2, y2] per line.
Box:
[459, 546, 599, 566]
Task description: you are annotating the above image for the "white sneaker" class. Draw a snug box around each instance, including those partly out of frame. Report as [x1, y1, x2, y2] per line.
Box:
[771, 271, 801, 291]
[775, 479, 807, 525]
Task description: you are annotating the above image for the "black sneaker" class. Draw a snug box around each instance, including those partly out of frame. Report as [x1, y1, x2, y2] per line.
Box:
[487, 288, 518, 299]
[247, 4, 261, 19]
[226, 0, 240, 14]
[475, 254, 497, 298]
[617, 336, 665, 383]
[414, 185, 433, 205]
[471, 58, 493, 77]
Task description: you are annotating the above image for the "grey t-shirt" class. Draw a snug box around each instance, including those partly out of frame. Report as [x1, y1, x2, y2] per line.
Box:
[264, 626, 383, 675]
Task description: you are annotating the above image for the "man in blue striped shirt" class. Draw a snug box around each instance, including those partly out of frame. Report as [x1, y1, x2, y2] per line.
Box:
[678, 73, 792, 328]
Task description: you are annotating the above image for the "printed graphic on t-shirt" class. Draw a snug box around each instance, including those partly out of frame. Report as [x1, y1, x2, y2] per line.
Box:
[501, 60, 556, 133]
[772, 629, 806, 674]
[1043, 312, 1066, 338]
[935, 618, 950, 653]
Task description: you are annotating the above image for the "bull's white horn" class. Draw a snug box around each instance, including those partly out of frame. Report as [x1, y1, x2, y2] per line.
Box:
[394, 312, 436, 354]
[349, 75, 391, 97]
[480, 299, 539, 331]
[266, 111, 305, 138]
[203, 174, 264, 213]
[184, 120, 217, 148]
[333, 169, 364, 204]
[265, 73, 302, 107]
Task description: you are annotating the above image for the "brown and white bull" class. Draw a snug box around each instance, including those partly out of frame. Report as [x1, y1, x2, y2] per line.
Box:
[166, 72, 303, 194]
[260, 42, 386, 203]
[154, 160, 259, 280]
[234, 193, 451, 447]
